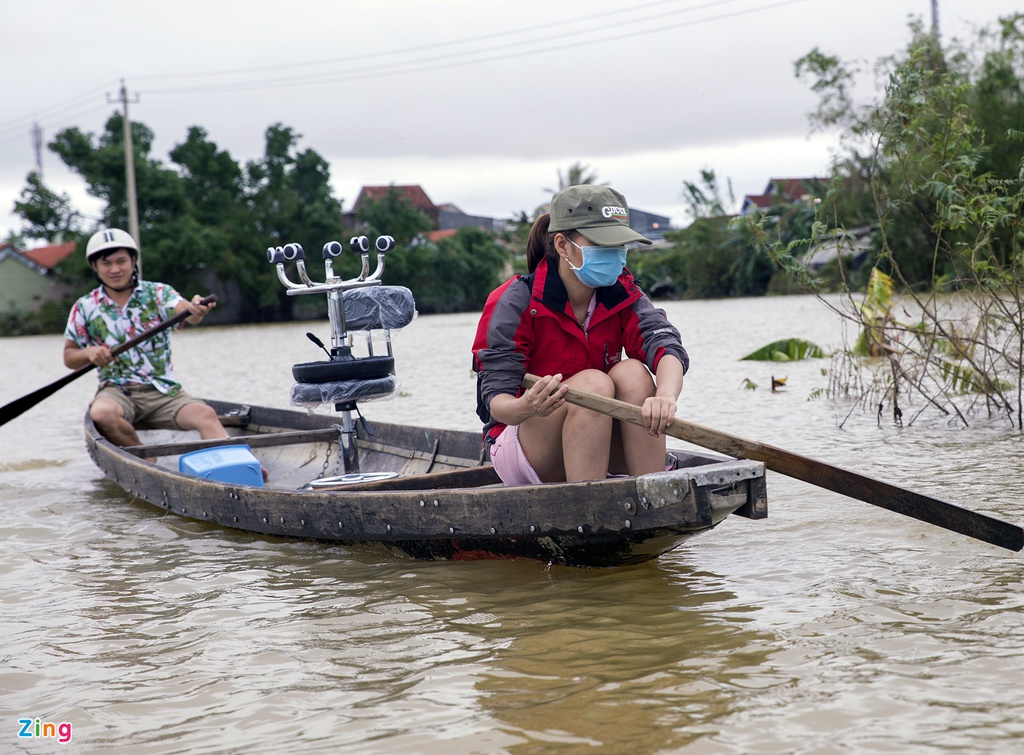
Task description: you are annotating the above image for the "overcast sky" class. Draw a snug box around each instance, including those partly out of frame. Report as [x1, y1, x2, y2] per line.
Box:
[1, 0, 1013, 244]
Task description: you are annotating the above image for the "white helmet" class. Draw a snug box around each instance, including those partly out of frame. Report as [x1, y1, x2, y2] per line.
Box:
[86, 228, 138, 262]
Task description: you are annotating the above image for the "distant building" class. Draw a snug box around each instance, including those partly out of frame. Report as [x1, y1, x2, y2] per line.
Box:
[0, 241, 76, 314]
[344, 184, 513, 236]
[437, 203, 504, 234]
[343, 184, 441, 228]
[344, 183, 666, 241]
[628, 207, 671, 242]
[424, 229, 459, 243]
[741, 177, 828, 216]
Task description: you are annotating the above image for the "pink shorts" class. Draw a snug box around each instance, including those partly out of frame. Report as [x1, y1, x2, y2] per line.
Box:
[489, 425, 543, 486]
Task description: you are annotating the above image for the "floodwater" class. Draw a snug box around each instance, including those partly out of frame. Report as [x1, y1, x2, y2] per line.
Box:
[2, 294, 1023, 754]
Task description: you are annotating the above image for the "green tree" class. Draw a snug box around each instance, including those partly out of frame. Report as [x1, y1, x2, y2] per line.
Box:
[166, 126, 262, 318]
[12, 172, 82, 244]
[631, 169, 775, 299]
[353, 185, 436, 289]
[48, 112, 194, 289]
[500, 210, 533, 274]
[543, 162, 605, 194]
[241, 124, 345, 319]
[681, 168, 735, 222]
[775, 13, 1024, 428]
[413, 226, 510, 313]
[793, 16, 1024, 288]
[16, 116, 347, 323]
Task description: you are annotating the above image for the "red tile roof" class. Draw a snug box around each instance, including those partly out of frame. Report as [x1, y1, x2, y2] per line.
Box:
[22, 241, 77, 269]
[354, 185, 436, 212]
[743, 194, 776, 209]
[765, 177, 827, 202]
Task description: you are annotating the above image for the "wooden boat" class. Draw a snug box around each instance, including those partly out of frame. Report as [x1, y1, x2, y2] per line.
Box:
[85, 400, 767, 568]
[82, 237, 767, 567]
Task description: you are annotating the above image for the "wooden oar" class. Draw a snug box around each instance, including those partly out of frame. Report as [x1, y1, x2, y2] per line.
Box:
[523, 373, 1023, 552]
[0, 295, 217, 428]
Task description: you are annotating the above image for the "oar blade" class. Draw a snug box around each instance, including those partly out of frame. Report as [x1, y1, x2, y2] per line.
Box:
[0, 370, 86, 428]
[658, 417, 1023, 551]
[524, 373, 1024, 552]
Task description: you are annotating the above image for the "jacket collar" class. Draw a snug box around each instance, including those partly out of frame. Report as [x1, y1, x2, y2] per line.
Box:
[530, 257, 635, 320]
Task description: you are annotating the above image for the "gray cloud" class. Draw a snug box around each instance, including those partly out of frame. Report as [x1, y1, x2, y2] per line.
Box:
[1, 0, 1010, 235]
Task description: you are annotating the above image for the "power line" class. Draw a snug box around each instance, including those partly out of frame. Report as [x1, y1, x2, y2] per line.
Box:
[0, 101, 112, 148]
[1, 0, 807, 138]
[132, 0, 745, 83]
[0, 83, 116, 137]
[141, 0, 810, 96]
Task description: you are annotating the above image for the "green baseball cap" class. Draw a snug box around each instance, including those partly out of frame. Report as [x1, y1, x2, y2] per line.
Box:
[548, 185, 652, 246]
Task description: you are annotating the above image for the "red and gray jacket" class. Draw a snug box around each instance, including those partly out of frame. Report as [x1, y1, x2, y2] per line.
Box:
[471, 257, 688, 444]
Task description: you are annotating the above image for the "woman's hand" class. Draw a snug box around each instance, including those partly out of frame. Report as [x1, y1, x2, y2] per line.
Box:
[518, 373, 568, 420]
[641, 395, 677, 437]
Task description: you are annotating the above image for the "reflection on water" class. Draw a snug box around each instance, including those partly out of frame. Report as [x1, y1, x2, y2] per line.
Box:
[2, 296, 1024, 752]
[465, 564, 776, 753]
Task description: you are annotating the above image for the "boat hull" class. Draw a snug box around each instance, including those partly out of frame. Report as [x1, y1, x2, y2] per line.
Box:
[85, 400, 767, 568]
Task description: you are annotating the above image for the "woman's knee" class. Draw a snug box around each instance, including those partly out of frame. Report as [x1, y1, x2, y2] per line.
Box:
[609, 359, 655, 402]
[565, 368, 615, 397]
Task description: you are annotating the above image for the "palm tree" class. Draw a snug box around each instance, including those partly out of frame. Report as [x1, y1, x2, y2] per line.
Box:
[543, 162, 606, 194]
[537, 162, 607, 217]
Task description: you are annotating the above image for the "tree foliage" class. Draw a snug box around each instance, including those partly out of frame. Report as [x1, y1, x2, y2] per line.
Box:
[631, 169, 786, 299]
[413, 227, 511, 314]
[543, 162, 605, 195]
[774, 13, 1024, 428]
[12, 172, 82, 243]
[10, 122, 515, 329]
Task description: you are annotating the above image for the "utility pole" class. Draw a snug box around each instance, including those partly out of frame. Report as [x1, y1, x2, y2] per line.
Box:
[931, 0, 940, 42]
[31, 122, 43, 176]
[108, 80, 142, 279]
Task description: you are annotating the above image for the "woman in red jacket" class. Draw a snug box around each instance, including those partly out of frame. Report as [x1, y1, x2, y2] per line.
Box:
[472, 185, 688, 485]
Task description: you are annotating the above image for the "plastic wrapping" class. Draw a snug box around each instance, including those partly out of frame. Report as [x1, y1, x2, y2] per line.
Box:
[343, 286, 416, 331]
[290, 376, 399, 407]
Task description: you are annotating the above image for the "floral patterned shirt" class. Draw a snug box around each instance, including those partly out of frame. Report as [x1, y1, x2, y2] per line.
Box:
[64, 281, 186, 395]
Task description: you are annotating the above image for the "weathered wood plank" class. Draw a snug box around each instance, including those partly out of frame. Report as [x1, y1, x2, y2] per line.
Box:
[311, 465, 500, 492]
[123, 428, 341, 457]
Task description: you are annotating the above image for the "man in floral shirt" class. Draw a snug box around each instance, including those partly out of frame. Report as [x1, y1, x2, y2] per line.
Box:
[63, 228, 228, 454]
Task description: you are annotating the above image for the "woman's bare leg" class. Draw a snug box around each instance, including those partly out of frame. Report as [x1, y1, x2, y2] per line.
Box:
[608, 360, 667, 476]
[518, 369, 615, 482]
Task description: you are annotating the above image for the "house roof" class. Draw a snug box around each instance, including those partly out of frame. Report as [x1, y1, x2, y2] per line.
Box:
[741, 194, 776, 210]
[764, 177, 827, 202]
[425, 229, 458, 242]
[22, 241, 77, 270]
[741, 177, 828, 215]
[353, 185, 436, 213]
[0, 241, 77, 277]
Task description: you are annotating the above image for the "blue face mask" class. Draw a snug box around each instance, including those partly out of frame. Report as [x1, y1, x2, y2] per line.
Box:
[567, 240, 628, 288]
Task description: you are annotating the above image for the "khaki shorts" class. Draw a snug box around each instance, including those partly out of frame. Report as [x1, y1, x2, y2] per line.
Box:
[91, 385, 204, 431]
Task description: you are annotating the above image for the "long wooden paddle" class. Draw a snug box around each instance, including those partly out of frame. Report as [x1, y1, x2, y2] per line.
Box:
[0, 295, 217, 428]
[523, 373, 1023, 552]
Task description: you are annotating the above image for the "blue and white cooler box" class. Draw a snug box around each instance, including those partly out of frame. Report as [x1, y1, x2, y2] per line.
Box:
[178, 444, 264, 488]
